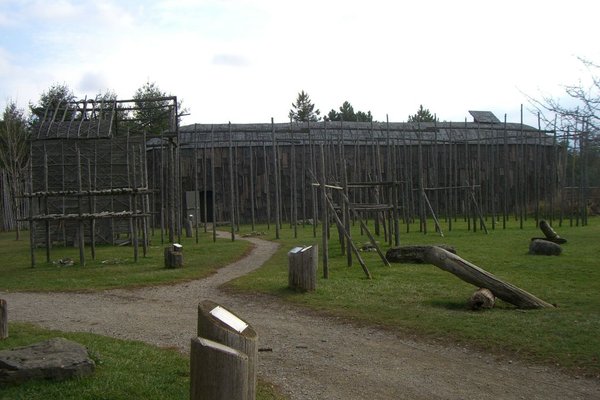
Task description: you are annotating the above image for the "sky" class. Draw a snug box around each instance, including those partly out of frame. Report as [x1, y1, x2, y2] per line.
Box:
[1, 0, 599, 127]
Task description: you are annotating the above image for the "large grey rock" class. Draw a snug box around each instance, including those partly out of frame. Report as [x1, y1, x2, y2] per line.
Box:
[0, 337, 95, 385]
[529, 239, 562, 256]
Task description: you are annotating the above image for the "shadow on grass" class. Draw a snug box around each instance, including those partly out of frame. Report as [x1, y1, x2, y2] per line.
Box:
[427, 299, 469, 311]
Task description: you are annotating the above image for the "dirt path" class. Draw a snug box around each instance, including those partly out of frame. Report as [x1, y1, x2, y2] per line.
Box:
[1, 234, 599, 399]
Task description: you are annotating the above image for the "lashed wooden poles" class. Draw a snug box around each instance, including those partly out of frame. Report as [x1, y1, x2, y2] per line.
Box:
[323, 193, 372, 279]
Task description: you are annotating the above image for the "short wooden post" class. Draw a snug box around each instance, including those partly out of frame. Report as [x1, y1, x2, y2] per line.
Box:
[164, 244, 184, 268]
[0, 299, 7, 340]
[190, 337, 248, 400]
[197, 300, 258, 400]
[288, 245, 318, 291]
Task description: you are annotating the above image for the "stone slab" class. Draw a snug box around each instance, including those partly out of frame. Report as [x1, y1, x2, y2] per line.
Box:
[0, 337, 95, 385]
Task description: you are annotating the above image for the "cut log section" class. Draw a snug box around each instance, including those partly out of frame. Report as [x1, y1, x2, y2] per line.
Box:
[424, 246, 554, 309]
[468, 288, 495, 310]
[386, 245, 456, 264]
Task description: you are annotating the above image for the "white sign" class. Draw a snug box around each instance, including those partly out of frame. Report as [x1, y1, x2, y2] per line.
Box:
[209, 306, 248, 333]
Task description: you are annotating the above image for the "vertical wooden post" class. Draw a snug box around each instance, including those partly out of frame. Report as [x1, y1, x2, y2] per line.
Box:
[249, 143, 256, 231]
[228, 123, 235, 241]
[320, 144, 329, 279]
[193, 125, 200, 243]
[272, 118, 280, 239]
[76, 145, 85, 266]
[211, 126, 217, 242]
[190, 337, 248, 400]
[261, 141, 270, 230]
[197, 301, 257, 400]
[288, 245, 318, 291]
[43, 148, 51, 263]
[290, 120, 298, 238]
[0, 299, 7, 339]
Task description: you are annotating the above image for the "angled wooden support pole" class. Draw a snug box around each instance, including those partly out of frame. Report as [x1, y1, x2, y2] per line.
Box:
[424, 246, 554, 309]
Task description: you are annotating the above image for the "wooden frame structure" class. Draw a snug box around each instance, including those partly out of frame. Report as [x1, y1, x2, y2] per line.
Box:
[26, 97, 179, 267]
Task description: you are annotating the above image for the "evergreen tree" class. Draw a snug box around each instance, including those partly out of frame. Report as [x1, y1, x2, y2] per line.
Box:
[289, 90, 321, 122]
[407, 105, 437, 123]
[133, 80, 171, 134]
[326, 100, 373, 122]
[0, 101, 29, 237]
[29, 83, 77, 123]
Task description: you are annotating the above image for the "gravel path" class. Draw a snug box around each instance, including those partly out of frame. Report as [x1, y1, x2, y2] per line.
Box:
[1, 234, 599, 399]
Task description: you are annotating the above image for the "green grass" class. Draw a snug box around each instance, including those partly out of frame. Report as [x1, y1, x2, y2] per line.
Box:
[0, 323, 285, 400]
[0, 232, 251, 292]
[228, 217, 600, 377]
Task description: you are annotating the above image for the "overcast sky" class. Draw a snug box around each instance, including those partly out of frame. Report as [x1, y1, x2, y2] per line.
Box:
[1, 0, 599, 127]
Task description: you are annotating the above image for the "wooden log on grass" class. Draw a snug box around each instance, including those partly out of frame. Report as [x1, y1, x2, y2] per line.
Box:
[539, 219, 567, 243]
[468, 288, 495, 310]
[0, 299, 7, 339]
[386, 245, 456, 264]
[190, 337, 248, 400]
[197, 300, 257, 400]
[288, 245, 318, 291]
[424, 246, 554, 309]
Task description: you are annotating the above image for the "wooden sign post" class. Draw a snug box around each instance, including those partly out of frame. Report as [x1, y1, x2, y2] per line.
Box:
[192, 300, 258, 400]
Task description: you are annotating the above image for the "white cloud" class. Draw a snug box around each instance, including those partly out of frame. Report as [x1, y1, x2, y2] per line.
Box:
[1, 0, 599, 126]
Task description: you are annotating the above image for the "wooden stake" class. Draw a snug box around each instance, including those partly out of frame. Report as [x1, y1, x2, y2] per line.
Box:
[0, 299, 7, 339]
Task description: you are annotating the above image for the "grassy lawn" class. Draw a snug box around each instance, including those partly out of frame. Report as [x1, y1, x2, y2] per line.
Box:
[228, 217, 600, 377]
[0, 323, 285, 400]
[0, 231, 251, 292]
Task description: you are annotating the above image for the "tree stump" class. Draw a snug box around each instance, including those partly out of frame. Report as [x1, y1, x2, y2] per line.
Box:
[386, 245, 456, 264]
[197, 300, 257, 400]
[164, 244, 184, 268]
[288, 245, 318, 291]
[190, 337, 248, 400]
[424, 246, 554, 309]
[529, 239, 562, 256]
[468, 288, 495, 310]
[0, 299, 7, 340]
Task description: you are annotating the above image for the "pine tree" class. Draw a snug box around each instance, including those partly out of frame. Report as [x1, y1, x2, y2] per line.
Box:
[289, 90, 321, 122]
[407, 105, 437, 122]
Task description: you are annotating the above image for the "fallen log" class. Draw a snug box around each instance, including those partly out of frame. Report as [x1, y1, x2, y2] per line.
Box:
[539, 220, 567, 243]
[468, 288, 495, 310]
[386, 245, 456, 264]
[423, 246, 554, 309]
